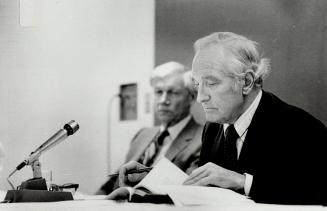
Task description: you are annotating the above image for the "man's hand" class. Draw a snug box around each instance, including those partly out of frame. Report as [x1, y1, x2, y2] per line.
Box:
[118, 161, 148, 187]
[183, 162, 245, 191]
[31, 159, 42, 178]
[105, 187, 130, 201]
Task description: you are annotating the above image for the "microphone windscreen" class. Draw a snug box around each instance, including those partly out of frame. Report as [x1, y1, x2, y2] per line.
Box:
[64, 120, 79, 136]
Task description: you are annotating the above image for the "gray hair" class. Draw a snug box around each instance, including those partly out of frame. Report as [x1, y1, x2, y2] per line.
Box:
[150, 61, 197, 97]
[194, 32, 271, 87]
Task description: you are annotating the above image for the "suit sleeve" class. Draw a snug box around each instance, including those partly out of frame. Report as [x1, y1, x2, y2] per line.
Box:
[181, 126, 203, 175]
[124, 128, 147, 162]
[249, 115, 327, 205]
[184, 146, 201, 175]
[97, 128, 147, 195]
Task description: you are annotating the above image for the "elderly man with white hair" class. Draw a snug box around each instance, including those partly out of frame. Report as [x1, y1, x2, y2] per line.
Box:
[97, 61, 203, 195]
[183, 32, 326, 205]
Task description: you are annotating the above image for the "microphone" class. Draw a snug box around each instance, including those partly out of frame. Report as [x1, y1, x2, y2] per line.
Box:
[11, 120, 79, 176]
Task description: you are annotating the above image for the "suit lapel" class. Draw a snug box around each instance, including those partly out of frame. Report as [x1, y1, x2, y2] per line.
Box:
[129, 127, 160, 161]
[165, 118, 196, 160]
[237, 91, 270, 172]
[212, 124, 224, 162]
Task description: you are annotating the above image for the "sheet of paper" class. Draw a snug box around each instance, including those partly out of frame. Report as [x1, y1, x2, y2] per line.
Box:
[135, 157, 188, 194]
[160, 185, 254, 206]
[73, 192, 108, 200]
[133, 157, 254, 206]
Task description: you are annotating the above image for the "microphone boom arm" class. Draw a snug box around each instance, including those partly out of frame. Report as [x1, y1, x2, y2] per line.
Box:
[16, 128, 68, 170]
[7, 120, 79, 189]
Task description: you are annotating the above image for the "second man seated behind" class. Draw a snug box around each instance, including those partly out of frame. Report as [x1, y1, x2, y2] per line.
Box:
[97, 61, 203, 195]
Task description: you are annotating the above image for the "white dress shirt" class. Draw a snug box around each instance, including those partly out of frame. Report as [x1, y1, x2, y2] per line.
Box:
[223, 90, 262, 195]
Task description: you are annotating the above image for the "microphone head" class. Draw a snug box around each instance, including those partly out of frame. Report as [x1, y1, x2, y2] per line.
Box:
[64, 120, 79, 136]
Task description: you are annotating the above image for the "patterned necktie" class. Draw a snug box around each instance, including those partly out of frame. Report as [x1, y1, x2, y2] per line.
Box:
[144, 129, 169, 166]
[222, 125, 238, 171]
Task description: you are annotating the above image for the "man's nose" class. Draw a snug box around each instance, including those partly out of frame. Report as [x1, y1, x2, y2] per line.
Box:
[196, 84, 210, 103]
[159, 92, 170, 104]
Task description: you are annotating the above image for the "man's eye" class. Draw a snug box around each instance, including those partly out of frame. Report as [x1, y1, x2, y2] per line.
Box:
[205, 81, 219, 86]
[167, 91, 180, 96]
[155, 90, 163, 95]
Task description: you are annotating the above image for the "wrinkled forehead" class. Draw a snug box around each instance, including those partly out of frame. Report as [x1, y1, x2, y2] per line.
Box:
[192, 46, 232, 79]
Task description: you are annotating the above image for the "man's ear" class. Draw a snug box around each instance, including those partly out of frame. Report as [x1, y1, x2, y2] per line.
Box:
[242, 70, 256, 95]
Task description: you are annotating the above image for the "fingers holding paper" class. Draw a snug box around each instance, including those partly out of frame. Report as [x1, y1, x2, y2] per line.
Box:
[106, 187, 130, 201]
[118, 161, 148, 187]
[183, 162, 245, 191]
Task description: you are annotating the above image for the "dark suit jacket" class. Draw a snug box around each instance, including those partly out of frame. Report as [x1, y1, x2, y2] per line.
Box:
[99, 117, 203, 194]
[199, 91, 327, 205]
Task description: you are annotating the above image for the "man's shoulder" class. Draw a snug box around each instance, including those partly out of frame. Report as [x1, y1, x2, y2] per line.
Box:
[187, 116, 203, 129]
[129, 126, 159, 143]
[257, 91, 326, 140]
[137, 126, 159, 134]
[173, 117, 203, 147]
[262, 91, 325, 127]
[184, 117, 204, 137]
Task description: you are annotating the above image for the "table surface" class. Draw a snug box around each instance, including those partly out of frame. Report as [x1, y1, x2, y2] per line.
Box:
[0, 190, 325, 211]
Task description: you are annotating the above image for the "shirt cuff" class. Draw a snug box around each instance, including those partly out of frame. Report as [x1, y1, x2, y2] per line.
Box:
[243, 173, 253, 196]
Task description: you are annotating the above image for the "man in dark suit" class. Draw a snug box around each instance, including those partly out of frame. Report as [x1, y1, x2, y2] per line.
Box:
[183, 32, 327, 205]
[97, 61, 203, 195]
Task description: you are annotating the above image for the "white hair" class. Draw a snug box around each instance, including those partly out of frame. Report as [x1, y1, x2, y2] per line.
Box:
[150, 61, 196, 97]
[194, 32, 271, 87]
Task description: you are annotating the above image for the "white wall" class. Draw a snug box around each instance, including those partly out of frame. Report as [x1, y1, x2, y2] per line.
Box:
[0, 0, 154, 194]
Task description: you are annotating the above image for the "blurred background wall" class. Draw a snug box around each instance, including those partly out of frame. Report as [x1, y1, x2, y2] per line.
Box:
[0, 0, 154, 194]
[156, 0, 327, 126]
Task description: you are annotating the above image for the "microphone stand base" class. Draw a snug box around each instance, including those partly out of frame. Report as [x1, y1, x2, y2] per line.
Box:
[4, 190, 73, 203]
[19, 177, 48, 190]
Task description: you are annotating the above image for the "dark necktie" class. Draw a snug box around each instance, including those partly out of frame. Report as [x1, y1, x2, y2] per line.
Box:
[222, 125, 238, 171]
[144, 129, 169, 166]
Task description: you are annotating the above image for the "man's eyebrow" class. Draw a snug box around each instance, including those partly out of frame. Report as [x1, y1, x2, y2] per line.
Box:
[202, 75, 220, 81]
[155, 87, 183, 91]
[192, 75, 219, 83]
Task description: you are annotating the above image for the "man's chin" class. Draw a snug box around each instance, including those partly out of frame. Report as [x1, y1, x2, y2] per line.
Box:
[205, 115, 221, 123]
[158, 116, 172, 124]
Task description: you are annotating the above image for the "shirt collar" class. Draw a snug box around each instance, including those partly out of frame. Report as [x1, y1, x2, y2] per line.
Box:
[224, 90, 262, 140]
[160, 115, 191, 141]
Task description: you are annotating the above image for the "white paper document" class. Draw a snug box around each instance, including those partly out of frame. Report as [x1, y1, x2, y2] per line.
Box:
[135, 157, 188, 194]
[162, 185, 254, 206]
[134, 157, 254, 206]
